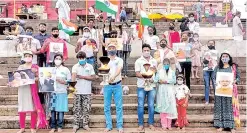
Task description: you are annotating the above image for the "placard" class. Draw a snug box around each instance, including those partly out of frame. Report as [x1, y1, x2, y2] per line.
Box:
[203, 50, 218, 71]
[105, 38, 123, 50]
[49, 42, 63, 62]
[8, 69, 35, 87]
[16, 35, 33, 55]
[173, 43, 186, 62]
[39, 67, 56, 92]
[215, 72, 233, 97]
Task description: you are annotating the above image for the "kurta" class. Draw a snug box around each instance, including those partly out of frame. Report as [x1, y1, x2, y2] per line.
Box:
[214, 66, 240, 129]
[18, 65, 35, 112]
[155, 68, 177, 119]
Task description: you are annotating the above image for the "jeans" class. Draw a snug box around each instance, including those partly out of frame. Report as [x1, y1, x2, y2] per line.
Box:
[122, 51, 130, 76]
[137, 88, 156, 126]
[203, 71, 216, 102]
[103, 83, 123, 130]
[50, 111, 64, 129]
[180, 62, 192, 89]
[46, 63, 53, 67]
[86, 57, 95, 65]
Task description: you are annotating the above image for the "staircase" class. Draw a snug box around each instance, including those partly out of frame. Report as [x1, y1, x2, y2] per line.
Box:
[0, 57, 246, 132]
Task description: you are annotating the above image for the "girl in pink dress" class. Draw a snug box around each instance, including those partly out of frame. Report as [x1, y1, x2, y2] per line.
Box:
[191, 33, 202, 79]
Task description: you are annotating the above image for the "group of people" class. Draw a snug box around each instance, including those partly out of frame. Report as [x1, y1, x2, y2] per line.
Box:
[10, 11, 241, 133]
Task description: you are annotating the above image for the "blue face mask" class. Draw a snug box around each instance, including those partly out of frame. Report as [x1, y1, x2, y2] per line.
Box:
[79, 59, 86, 65]
[26, 32, 32, 36]
[163, 64, 170, 70]
[108, 50, 117, 56]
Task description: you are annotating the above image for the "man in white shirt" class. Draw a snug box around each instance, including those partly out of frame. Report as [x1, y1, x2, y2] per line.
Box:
[71, 51, 96, 132]
[143, 26, 160, 56]
[232, 11, 244, 41]
[135, 44, 157, 131]
[56, 0, 70, 41]
[103, 43, 124, 133]
[188, 13, 200, 34]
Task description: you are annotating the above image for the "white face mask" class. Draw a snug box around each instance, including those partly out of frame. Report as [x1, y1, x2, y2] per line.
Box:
[54, 59, 62, 66]
[177, 80, 183, 85]
[24, 57, 32, 63]
[194, 37, 199, 41]
[83, 32, 91, 38]
[143, 51, 150, 58]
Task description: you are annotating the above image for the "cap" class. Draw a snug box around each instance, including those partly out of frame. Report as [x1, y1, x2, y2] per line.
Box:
[23, 51, 33, 56]
[83, 27, 90, 31]
[107, 43, 116, 48]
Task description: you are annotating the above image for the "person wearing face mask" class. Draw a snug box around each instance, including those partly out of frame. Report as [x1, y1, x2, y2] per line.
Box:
[34, 23, 51, 67]
[163, 22, 180, 48]
[202, 40, 218, 104]
[40, 27, 68, 67]
[49, 54, 71, 133]
[174, 74, 190, 130]
[71, 51, 96, 132]
[76, 27, 92, 53]
[213, 50, 240, 132]
[122, 23, 132, 78]
[103, 44, 124, 133]
[100, 20, 112, 56]
[154, 58, 177, 131]
[135, 44, 157, 131]
[188, 13, 200, 34]
[191, 33, 202, 79]
[16, 51, 48, 133]
[143, 26, 160, 56]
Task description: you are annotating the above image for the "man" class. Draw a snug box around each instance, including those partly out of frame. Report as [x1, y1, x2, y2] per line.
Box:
[119, 7, 127, 22]
[135, 44, 157, 131]
[56, 0, 70, 41]
[193, 0, 203, 22]
[188, 13, 200, 34]
[40, 27, 68, 67]
[3, 21, 25, 36]
[103, 43, 124, 133]
[202, 40, 218, 104]
[232, 11, 244, 41]
[143, 26, 160, 56]
[71, 51, 96, 133]
[34, 23, 50, 67]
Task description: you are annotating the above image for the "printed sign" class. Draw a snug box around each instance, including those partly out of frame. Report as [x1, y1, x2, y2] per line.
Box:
[203, 50, 218, 71]
[16, 35, 33, 55]
[105, 38, 123, 50]
[8, 69, 35, 87]
[49, 42, 63, 62]
[173, 43, 186, 62]
[39, 67, 56, 92]
[215, 72, 233, 97]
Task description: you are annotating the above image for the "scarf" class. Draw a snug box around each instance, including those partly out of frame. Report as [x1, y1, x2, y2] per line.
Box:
[30, 64, 48, 128]
[232, 64, 240, 127]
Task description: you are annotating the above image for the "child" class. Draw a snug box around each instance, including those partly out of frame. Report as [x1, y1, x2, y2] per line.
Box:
[175, 74, 190, 130]
[154, 58, 177, 131]
[49, 54, 71, 133]
[191, 33, 201, 79]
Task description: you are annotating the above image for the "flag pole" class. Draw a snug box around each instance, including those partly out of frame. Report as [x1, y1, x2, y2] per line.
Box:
[86, 0, 88, 24]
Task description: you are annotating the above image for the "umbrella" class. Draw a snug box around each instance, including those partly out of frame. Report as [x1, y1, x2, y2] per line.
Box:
[164, 13, 184, 20]
[148, 13, 165, 19]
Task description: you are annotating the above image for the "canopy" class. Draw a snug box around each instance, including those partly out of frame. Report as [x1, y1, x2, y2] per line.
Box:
[148, 13, 165, 19]
[164, 13, 184, 20]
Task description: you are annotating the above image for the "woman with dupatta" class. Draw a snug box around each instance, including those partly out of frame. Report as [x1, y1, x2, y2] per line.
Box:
[16, 51, 47, 133]
[214, 50, 240, 133]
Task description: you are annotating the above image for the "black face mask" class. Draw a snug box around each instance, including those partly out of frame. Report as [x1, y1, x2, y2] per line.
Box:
[208, 46, 215, 50]
[169, 26, 175, 30]
[52, 34, 59, 38]
[40, 30, 46, 33]
[160, 43, 167, 48]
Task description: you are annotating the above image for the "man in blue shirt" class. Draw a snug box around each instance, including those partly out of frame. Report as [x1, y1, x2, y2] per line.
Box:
[120, 7, 127, 22]
[34, 23, 50, 67]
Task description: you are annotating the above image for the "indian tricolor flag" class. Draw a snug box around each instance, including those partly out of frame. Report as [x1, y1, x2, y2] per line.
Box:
[95, 0, 118, 15]
[58, 19, 78, 35]
[140, 9, 153, 26]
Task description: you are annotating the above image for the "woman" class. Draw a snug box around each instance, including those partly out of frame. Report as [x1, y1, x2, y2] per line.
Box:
[178, 33, 192, 89]
[163, 22, 180, 48]
[191, 33, 202, 79]
[214, 50, 240, 133]
[17, 51, 47, 133]
[49, 54, 71, 133]
[154, 58, 177, 131]
[122, 22, 132, 77]
[101, 19, 112, 56]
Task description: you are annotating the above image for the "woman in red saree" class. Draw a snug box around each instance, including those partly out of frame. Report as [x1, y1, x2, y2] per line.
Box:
[163, 22, 180, 49]
[17, 51, 48, 133]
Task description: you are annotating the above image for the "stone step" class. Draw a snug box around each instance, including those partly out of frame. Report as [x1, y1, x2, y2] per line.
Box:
[0, 115, 246, 129]
[0, 94, 246, 105]
[0, 128, 246, 133]
[0, 84, 245, 97]
[0, 104, 245, 116]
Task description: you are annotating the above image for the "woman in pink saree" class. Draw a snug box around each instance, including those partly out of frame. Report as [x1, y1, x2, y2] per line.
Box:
[17, 51, 48, 133]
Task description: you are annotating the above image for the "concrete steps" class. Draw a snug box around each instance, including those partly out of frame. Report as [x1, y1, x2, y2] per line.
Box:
[0, 104, 245, 116]
[0, 114, 246, 129]
[0, 94, 246, 105]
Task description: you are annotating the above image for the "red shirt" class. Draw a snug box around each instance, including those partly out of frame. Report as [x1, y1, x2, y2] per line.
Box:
[40, 37, 68, 63]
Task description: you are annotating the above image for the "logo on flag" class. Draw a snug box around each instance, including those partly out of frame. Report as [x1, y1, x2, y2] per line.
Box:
[104, 0, 110, 7]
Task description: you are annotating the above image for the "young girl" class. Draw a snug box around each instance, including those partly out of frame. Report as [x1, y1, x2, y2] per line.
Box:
[17, 51, 47, 133]
[155, 58, 177, 130]
[49, 54, 71, 133]
[175, 74, 190, 130]
[191, 33, 202, 79]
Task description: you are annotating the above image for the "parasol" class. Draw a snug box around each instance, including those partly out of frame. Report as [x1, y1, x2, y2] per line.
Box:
[164, 13, 184, 20]
[148, 13, 165, 19]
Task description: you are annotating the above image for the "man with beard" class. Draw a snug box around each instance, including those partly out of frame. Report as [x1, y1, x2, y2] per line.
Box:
[34, 23, 51, 67]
